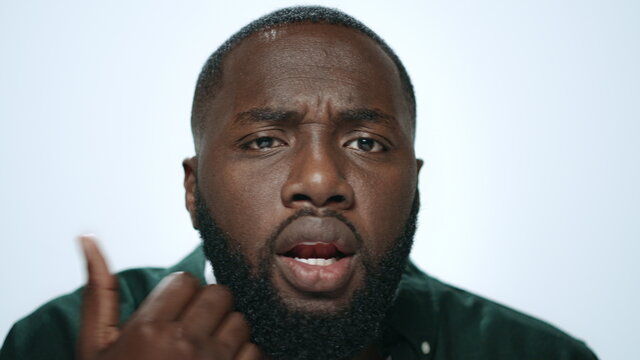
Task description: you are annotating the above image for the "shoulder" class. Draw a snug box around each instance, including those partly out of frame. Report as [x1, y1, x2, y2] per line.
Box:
[1, 246, 206, 360]
[395, 262, 598, 359]
[0, 266, 168, 360]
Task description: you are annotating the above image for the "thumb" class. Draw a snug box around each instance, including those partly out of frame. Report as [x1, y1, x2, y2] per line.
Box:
[77, 235, 120, 359]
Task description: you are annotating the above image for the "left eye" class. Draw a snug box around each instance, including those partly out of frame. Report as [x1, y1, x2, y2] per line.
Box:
[244, 136, 286, 150]
[345, 138, 386, 152]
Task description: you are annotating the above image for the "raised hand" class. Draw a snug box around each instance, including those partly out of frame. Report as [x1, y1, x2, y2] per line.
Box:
[77, 236, 264, 360]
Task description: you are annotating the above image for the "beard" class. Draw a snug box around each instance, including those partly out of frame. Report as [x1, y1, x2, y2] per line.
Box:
[196, 187, 419, 360]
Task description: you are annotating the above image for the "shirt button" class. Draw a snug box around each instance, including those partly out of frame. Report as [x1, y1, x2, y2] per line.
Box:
[421, 341, 431, 355]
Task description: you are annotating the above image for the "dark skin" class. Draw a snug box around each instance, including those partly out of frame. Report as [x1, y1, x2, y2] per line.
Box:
[78, 237, 264, 360]
[78, 23, 421, 359]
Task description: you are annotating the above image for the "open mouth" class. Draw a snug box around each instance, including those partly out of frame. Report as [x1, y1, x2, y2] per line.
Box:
[272, 216, 360, 294]
[274, 240, 357, 293]
[281, 242, 351, 266]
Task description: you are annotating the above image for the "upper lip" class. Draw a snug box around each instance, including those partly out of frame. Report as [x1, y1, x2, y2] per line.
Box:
[274, 216, 358, 256]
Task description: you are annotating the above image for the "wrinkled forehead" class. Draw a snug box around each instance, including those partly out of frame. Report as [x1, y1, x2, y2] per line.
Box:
[233, 23, 397, 75]
[206, 23, 412, 135]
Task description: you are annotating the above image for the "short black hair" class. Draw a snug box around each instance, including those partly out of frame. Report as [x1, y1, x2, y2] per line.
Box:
[191, 6, 416, 151]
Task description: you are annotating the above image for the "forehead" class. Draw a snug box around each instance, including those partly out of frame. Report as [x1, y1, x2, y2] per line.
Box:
[207, 23, 411, 136]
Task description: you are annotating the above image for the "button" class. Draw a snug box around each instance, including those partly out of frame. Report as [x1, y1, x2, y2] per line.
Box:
[385, 357, 392, 360]
[421, 341, 431, 355]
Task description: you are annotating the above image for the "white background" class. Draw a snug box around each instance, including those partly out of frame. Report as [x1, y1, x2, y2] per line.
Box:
[1, 1, 638, 359]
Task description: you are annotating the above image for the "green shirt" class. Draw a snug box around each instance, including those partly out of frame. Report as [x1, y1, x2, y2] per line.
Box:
[0, 247, 598, 359]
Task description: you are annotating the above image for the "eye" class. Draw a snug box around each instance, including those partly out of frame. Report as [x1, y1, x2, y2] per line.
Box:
[243, 136, 286, 150]
[345, 138, 386, 152]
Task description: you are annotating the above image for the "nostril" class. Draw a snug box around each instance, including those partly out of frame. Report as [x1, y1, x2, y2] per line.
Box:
[291, 193, 346, 205]
[328, 195, 346, 203]
[292, 194, 312, 202]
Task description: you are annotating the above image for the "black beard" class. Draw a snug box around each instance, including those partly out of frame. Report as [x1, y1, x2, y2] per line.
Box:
[196, 188, 419, 360]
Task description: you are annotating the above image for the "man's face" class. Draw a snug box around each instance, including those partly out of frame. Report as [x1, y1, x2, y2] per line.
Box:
[185, 23, 420, 312]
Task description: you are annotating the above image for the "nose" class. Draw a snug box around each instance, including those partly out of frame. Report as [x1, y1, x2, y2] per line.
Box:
[281, 144, 354, 211]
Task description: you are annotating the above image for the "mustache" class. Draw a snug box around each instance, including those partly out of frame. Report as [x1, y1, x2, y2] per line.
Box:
[265, 208, 364, 255]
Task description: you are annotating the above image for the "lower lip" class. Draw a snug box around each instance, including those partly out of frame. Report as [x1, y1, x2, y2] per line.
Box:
[275, 255, 355, 293]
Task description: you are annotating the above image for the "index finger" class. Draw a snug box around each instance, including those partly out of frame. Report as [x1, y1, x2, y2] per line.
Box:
[78, 235, 120, 359]
[127, 271, 201, 324]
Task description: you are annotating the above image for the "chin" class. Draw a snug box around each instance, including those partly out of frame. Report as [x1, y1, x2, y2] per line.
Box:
[196, 186, 420, 360]
[269, 258, 368, 313]
[276, 285, 362, 314]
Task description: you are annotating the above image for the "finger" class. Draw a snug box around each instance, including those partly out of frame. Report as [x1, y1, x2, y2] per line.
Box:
[180, 285, 234, 339]
[235, 343, 266, 360]
[128, 271, 200, 324]
[209, 312, 251, 358]
[78, 235, 120, 359]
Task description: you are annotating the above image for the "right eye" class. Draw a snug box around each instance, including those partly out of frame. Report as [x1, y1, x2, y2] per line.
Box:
[243, 136, 286, 150]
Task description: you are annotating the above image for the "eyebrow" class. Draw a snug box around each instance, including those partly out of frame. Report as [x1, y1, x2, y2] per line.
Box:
[336, 108, 397, 128]
[231, 107, 397, 127]
[233, 108, 300, 126]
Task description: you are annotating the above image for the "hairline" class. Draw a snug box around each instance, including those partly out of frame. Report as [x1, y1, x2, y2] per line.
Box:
[191, 7, 416, 153]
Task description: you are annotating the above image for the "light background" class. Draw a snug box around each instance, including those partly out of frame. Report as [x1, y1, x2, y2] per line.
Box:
[1, 1, 638, 359]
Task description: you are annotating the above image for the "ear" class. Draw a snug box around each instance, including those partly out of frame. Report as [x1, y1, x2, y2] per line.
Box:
[182, 156, 199, 229]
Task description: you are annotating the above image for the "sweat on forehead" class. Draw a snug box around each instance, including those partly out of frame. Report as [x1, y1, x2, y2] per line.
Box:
[190, 6, 416, 152]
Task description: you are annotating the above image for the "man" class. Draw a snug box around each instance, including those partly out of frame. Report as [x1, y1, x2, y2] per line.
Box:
[1, 6, 597, 360]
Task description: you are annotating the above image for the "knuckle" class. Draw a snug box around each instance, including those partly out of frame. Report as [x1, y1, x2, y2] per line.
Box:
[239, 342, 263, 359]
[254, 345, 268, 360]
[170, 271, 200, 289]
[200, 285, 234, 308]
[208, 313, 252, 357]
[173, 338, 199, 358]
[130, 321, 158, 339]
[164, 324, 206, 357]
[226, 312, 250, 334]
[209, 338, 237, 358]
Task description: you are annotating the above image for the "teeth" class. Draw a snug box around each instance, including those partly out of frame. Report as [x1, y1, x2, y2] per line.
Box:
[293, 257, 337, 266]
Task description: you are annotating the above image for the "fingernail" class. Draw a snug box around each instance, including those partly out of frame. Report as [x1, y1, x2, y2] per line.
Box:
[78, 234, 96, 256]
[155, 271, 186, 289]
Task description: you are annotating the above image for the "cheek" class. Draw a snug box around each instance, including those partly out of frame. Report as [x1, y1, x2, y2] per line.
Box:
[350, 164, 417, 256]
[199, 156, 289, 257]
